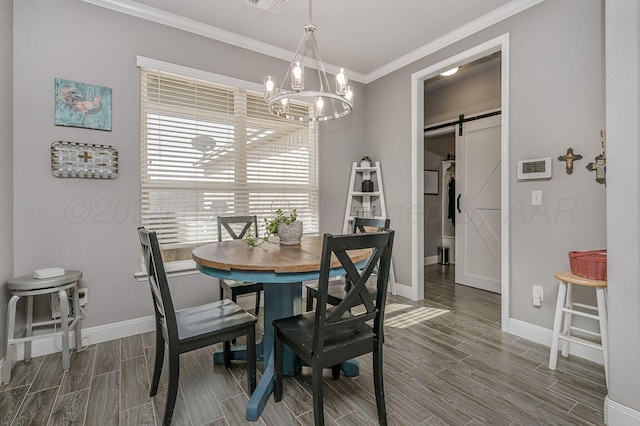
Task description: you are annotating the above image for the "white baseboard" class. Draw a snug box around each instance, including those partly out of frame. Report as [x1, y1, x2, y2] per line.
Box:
[508, 318, 603, 365]
[605, 396, 640, 425]
[424, 255, 439, 265]
[393, 281, 415, 300]
[1, 315, 156, 380]
[424, 256, 454, 265]
[10, 316, 156, 361]
[2, 309, 605, 371]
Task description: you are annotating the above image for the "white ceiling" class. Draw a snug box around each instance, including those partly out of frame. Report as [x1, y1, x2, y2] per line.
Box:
[83, 0, 542, 82]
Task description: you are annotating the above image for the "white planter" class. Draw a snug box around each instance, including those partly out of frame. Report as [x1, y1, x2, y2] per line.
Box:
[360, 160, 371, 168]
[278, 221, 303, 245]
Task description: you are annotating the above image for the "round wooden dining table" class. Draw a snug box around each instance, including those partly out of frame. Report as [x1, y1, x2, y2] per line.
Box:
[192, 235, 371, 421]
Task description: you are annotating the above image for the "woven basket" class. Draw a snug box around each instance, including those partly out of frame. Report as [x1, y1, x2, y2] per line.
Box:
[569, 250, 607, 280]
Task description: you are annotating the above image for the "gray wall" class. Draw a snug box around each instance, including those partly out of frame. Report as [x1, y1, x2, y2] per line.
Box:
[0, 0, 14, 360]
[605, 0, 640, 413]
[11, 0, 365, 330]
[424, 54, 501, 126]
[366, 0, 606, 330]
[319, 91, 368, 233]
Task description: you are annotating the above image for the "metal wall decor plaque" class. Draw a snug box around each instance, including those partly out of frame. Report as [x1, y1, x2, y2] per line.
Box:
[51, 141, 118, 179]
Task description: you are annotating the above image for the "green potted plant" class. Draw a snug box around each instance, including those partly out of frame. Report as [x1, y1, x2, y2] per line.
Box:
[263, 208, 303, 245]
[360, 155, 372, 168]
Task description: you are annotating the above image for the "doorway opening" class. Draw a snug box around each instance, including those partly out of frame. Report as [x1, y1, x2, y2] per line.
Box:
[424, 130, 455, 268]
[411, 34, 510, 331]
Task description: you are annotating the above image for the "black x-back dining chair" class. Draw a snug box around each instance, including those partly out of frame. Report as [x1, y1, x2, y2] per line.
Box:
[305, 217, 391, 311]
[138, 227, 257, 426]
[218, 215, 264, 315]
[273, 230, 395, 426]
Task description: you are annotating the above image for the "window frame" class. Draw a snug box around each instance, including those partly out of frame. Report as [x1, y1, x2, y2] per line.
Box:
[136, 57, 319, 277]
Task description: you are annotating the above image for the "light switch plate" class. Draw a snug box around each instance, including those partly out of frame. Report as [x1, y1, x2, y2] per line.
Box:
[531, 190, 543, 206]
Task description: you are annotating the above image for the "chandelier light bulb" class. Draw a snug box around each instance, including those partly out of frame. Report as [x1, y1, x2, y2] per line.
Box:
[280, 97, 289, 113]
[291, 62, 304, 91]
[336, 68, 348, 95]
[263, 76, 276, 100]
[315, 96, 325, 116]
[345, 86, 353, 103]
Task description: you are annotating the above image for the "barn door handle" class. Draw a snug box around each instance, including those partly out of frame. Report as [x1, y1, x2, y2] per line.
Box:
[457, 194, 461, 213]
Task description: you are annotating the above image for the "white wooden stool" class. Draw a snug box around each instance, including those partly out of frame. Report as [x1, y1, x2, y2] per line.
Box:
[3, 270, 84, 384]
[548, 270, 608, 387]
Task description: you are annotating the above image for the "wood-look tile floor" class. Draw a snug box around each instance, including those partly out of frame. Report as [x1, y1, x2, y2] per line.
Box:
[0, 265, 607, 425]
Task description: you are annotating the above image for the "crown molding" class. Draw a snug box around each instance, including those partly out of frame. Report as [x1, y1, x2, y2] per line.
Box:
[81, 0, 367, 83]
[364, 0, 543, 83]
[82, 0, 542, 85]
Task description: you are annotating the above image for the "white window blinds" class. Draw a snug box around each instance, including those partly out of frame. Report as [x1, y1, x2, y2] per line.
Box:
[140, 68, 319, 259]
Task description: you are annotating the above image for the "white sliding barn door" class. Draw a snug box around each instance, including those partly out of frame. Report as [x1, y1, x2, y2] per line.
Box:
[455, 115, 502, 293]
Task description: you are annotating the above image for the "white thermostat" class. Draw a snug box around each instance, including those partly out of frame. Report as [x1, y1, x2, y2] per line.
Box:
[517, 157, 552, 180]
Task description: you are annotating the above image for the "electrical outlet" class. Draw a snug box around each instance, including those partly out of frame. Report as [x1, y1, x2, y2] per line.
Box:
[50, 289, 87, 319]
[78, 288, 88, 307]
[532, 285, 544, 307]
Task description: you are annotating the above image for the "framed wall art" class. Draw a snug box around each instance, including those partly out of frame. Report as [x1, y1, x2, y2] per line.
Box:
[54, 78, 112, 131]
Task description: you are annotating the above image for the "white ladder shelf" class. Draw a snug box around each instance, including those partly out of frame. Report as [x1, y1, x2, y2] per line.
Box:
[343, 161, 396, 294]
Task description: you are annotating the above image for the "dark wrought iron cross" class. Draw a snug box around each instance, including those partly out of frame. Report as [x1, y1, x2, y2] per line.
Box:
[558, 148, 582, 174]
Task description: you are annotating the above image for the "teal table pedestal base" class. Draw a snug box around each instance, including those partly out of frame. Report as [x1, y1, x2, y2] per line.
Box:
[197, 255, 365, 421]
[212, 282, 360, 421]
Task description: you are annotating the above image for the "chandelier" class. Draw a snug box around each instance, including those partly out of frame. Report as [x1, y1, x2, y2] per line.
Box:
[263, 0, 353, 122]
